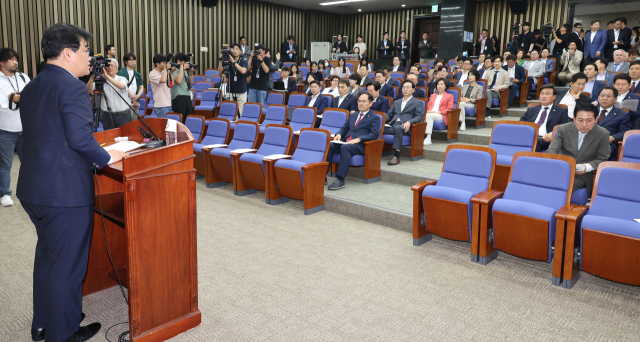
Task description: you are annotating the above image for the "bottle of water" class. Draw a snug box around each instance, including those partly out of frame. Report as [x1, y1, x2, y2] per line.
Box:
[463, 50, 468, 57]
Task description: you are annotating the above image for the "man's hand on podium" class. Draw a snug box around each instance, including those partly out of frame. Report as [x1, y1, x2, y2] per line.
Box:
[107, 150, 128, 164]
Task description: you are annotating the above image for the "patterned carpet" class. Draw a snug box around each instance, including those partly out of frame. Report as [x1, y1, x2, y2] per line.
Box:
[1, 154, 639, 341]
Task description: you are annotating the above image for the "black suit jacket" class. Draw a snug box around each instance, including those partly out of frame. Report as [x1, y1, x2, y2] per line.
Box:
[520, 104, 570, 135]
[371, 96, 391, 113]
[335, 111, 381, 154]
[395, 39, 411, 59]
[606, 29, 632, 58]
[303, 94, 329, 114]
[281, 42, 299, 62]
[597, 106, 633, 142]
[391, 65, 407, 73]
[17, 64, 111, 207]
[380, 83, 394, 98]
[377, 40, 394, 58]
[331, 93, 358, 113]
[568, 32, 584, 52]
[276, 77, 298, 93]
[333, 41, 348, 54]
[503, 64, 526, 85]
[475, 38, 494, 56]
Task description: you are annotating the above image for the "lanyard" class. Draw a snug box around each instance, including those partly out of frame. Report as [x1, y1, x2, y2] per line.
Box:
[6, 74, 20, 93]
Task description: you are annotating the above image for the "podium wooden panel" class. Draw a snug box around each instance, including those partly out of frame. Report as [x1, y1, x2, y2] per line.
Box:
[85, 118, 201, 341]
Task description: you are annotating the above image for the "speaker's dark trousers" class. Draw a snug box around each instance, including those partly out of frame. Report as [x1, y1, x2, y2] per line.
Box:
[508, 83, 520, 104]
[383, 123, 410, 151]
[325, 142, 364, 179]
[22, 202, 94, 342]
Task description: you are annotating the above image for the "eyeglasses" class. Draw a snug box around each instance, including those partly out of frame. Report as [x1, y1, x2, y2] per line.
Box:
[357, 100, 370, 103]
[598, 94, 614, 98]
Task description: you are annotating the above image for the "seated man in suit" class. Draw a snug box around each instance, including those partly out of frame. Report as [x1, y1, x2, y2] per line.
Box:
[367, 81, 391, 113]
[381, 65, 402, 89]
[303, 81, 329, 126]
[409, 65, 427, 87]
[485, 56, 510, 116]
[503, 54, 527, 104]
[475, 53, 486, 69]
[606, 49, 630, 73]
[276, 66, 298, 93]
[348, 73, 367, 97]
[326, 93, 381, 190]
[583, 63, 606, 102]
[357, 64, 374, 86]
[331, 79, 358, 114]
[595, 86, 634, 160]
[375, 70, 394, 98]
[556, 73, 593, 119]
[539, 48, 556, 77]
[391, 56, 406, 72]
[520, 84, 570, 151]
[523, 50, 545, 97]
[478, 58, 494, 79]
[548, 104, 611, 198]
[384, 80, 425, 165]
[428, 66, 455, 96]
[396, 73, 425, 99]
[595, 58, 615, 85]
[613, 73, 640, 125]
[630, 60, 640, 95]
[454, 57, 474, 87]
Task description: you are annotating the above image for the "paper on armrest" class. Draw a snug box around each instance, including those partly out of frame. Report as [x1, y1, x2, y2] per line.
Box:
[331, 140, 347, 144]
[294, 130, 300, 134]
[614, 99, 639, 111]
[317, 115, 323, 118]
[202, 144, 228, 149]
[231, 148, 257, 153]
[104, 141, 142, 152]
[263, 154, 291, 160]
[635, 219, 640, 224]
[385, 124, 392, 127]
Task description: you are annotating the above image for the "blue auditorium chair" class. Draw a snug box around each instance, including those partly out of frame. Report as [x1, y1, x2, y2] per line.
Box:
[229, 102, 260, 130]
[431, 87, 461, 143]
[259, 104, 286, 133]
[193, 118, 230, 176]
[215, 101, 238, 122]
[287, 93, 306, 109]
[165, 113, 183, 122]
[266, 128, 331, 215]
[473, 152, 575, 287]
[194, 82, 213, 104]
[235, 124, 293, 196]
[318, 109, 348, 135]
[618, 130, 640, 163]
[412, 145, 496, 249]
[184, 115, 205, 143]
[204, 121, 259, 188]
[193, 75, 205, 83]
[204, 69, 218, 81]
[193, 89, 220, 119]
[381, 98, 427, 161]
[263, 92, 285, 115]
[289, 106, 317, 153]
[555, 161, 640, 289]
[462, 80, 488, 129]
[488, 121, 538, 191]
[138, 97, 147, 117]
[210, 76, 221, 86]
[390, 72, 405, 80]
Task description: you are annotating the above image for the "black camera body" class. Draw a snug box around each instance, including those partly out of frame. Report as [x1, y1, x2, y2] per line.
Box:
[542, 23, 554, 38]
[190, 64, 198, 69]
[512, 23, 521, 32]
[166, 53, 175, 60]
[221, 44, 232, 75]
[170, 63, 180, 68]
[89, 55, 111, 88]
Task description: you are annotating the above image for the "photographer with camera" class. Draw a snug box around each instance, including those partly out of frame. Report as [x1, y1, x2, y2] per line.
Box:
[217, 43, 248, 114]
[520, 22, 536, 56]
[117, 53, 144, 119]
[247, 44, 272, 106]
[170, 52, 193, 118]
[149, 54, 173, 117]
[552, 24, 571, 56]
[87, 58, 134, 129]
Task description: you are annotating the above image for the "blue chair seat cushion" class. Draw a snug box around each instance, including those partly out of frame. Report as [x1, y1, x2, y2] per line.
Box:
[239, 152, 268, 173]
[433, 121, 447, 130]
[382, 134, 411, 146]
[492, 98, 500, 106]
[274, 159, 306, 184]
[210, 147, 233, 164]
[581, 215, 640, 240]
[570, 188, 589, 205]
[496, 154, 513, 166]
[493, 198, 556, 223]
[465, 107, 477, 117]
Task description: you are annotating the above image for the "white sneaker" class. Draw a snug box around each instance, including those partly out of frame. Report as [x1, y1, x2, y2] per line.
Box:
[1, 195, 13, 207]
[460, 123, 466, 131]
[486, 115, 491, 119]
[423, 135, 432, 145]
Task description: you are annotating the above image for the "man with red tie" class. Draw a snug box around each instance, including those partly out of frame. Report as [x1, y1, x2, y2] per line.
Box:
[325, 93, 381, 190]
[519, 84, 570, 151]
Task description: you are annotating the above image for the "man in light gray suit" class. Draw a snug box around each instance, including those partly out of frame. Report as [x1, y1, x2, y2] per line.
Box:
[384, 80, 424, 165]
[548, 104, 611, 197]
[524, 50, 545, 98]
[606, 49, 630, 73]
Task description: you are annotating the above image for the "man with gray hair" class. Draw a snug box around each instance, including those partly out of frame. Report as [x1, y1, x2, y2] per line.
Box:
[87, 57, 134, 129]
[606, 49, 630, 73]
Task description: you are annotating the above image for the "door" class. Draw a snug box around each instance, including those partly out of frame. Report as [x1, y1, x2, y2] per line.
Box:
[414, 16, 441, 63]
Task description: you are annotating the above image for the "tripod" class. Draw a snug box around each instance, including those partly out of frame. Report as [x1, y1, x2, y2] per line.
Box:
[92, 80, 115, 133]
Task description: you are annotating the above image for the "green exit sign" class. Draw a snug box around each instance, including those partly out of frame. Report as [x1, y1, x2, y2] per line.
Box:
[432, 5, 439, 12]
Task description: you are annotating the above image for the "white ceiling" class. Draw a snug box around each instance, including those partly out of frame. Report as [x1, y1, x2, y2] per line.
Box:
[258, 0, 434, 15]
[574, 1, 640, 15]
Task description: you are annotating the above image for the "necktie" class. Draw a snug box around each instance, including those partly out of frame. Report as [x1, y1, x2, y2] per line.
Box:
[346, 113, 365, 142]
[489, 72, 498, 89]
[578, 133, 584, 150]
[289, 44, 293, 59]
[615, 64, 619, 72]
[631, 81, 636, 92]
[536, 107, 548, 127]
[598, 109, 607, 124]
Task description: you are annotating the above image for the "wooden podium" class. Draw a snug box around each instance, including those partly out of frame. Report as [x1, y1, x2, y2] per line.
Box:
[85, 118, 201, 341]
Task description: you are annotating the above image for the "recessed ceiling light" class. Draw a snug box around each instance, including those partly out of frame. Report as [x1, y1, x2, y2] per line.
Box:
[320, 0, 368, 5]
[358, 8, 362, 11]
[401, 4, 406, 7]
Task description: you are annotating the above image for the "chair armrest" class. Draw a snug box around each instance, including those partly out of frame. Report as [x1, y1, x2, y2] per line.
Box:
[549, 71, 557, 85]
[471, 190, 504, 205]
[554, 204, 578, 220]
[301, 161, 329, 171]
[499, 88, 510, 97]
[229, 150, 257, 157]
[476, 98, 488, 109]
[363, 139, 384, 147]
[563, 205, 590, 222]
[411, 180, 437, 192]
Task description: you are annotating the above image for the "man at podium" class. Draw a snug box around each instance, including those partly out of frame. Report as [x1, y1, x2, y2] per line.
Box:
[17, 23, 126, 342]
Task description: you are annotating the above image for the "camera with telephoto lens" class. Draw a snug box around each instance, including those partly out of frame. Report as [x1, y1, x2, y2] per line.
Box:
[166, 53, 174, 60]
[170, 63, 180, 68]
[89, 55, 110, 86]
[220, 44, 232, 75]
[542, 23, 554, 39]
[190, 63, 198, 69]
[512, 23, 521, 32]
[186, 53, 194, 57]
[253, 43, 262, 57]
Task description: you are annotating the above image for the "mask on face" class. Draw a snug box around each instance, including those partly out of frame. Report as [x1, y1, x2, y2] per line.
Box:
[325, 62, 329, 66]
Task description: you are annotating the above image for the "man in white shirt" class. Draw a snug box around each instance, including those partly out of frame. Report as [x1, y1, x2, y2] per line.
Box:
[391, 56, 405, 72]
[384, 81, 423, 165]
[612, 73, 640, 124]
[239, 36, 251, 57]
[0, 48, 29, 207]
[606, 49, 630, 73]
[455, 58, 473, 86]
[519, 84, 570, 151]
[87, 58, 134, 130]
[358, 64, 373, 86]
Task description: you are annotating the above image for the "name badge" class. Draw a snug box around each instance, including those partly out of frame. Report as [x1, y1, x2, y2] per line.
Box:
[256, 72, 260, 78]
[234, 76, 237, 82]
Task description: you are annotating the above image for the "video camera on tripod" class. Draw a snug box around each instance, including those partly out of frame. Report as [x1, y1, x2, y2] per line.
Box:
[89, 55, 110, 89]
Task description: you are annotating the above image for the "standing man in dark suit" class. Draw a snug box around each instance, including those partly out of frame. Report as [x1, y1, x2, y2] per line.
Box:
[18, 23, 127, 342]
[595, 86, 633, 160]
[584, 20, 607, 63]
[384, 80, 424, 165]
[606, 18, 631, 60]
[503, 54, 527, 105]
[568, 23, 585, 52]
[281, 35, 298, 63]
[476, 29, 494, 57]
[377, 32, 394, 59]
[395, 31, 411, 68]
[548, 104, 611, 197]
[367, 81, 391, 113]
[326, 93, 381, 190]
[520, 84, 570, 151]
[330, 80, 358, 113]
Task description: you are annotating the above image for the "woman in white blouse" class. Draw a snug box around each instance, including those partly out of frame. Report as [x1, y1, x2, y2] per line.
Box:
[322, 75, 341, 97]
[353, 34, 366, 58]
[331, 57, 351, 78]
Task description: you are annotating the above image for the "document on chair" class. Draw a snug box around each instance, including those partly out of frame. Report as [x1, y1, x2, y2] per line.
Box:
[231, 148, 257, 153]
[263, 154, 291, 160]
[202, 144, 228, 149]
[618, 99, 639, 111]
[635, 219, 640, 224]
[385, 124, 392, 127]
[317, 115, 323, 118]
[104, 141, 143, 153]
[331, 140, 347, 144]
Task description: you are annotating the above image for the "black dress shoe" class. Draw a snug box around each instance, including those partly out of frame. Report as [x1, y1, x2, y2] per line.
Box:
[325, 177, 328, 185]
[328, 179, 345, 190]
[62, 323, 101, 342]
[32, 313, 86, 341]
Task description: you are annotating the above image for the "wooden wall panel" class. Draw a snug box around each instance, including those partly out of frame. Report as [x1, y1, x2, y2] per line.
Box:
[342, 7, 437, 61]
[0, 0, 339, 84]
[473, 0, 569, 55]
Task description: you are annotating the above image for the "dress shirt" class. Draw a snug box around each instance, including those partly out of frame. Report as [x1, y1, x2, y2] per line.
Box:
[560, 92, 577, 118]
[383, 40, 389, 56]
[534, 105, 551, 136]
[614, 64, 621, 72]
[508, 66, 515, 81]
[431, 94, 443, 112]
[337, 94, 347, 107]
[480, 38, 486, 53]
[399, 40, 406, 58]
[392, 65, 401, 71]
[613, 29, 620, 48]
[308, 94, 319, 107]
[617, 91, 628, 104]
[322, 87, 340, 97]
[400, 96, 413, 112]
[584, 79, 595, 94]
[600, 106, 613, 121]
[575, 32, 584, 45]
[288, 43, 294, 59]
[360, 77, 368, 86]
[595, 72, 606, 81]
[577, 131, 595, 172]
[631, 80, 639, 92]
[350, 87, 360, 95]
[458, 71, 469, 86]
[590, 31, 596, 44]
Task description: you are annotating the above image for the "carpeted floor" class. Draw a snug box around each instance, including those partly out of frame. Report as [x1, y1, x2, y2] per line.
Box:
[1, 154, 640, 342]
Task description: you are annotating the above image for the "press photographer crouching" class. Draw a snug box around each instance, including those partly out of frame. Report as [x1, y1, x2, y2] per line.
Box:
[217, 43, 248, 114]
[171, 52, 194, 118]
[87, 57, 134, 130]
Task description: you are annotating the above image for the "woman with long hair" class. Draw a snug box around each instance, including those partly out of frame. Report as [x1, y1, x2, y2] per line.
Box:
[331, 57, 351, 78]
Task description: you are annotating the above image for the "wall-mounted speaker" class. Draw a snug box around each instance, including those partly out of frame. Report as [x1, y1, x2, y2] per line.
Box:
[508, 0, 528, 14]
[201, 0, 218, 7]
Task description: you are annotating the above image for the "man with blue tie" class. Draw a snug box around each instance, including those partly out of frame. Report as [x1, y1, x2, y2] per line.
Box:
[376, 32, 394, 59]
[367, 81, 391, 113]
[595, 86, 633, 160]
[519, 84, 570, 151]
[606, 49, 630, 73]
[281, 35, 298, 63]
[18, 23, 127, 342]
[503, 54, 527, 105]
[330, 79, 358, 113]
[303, 81, 329, 126]
[584, 20, 607, 63]
[325, 93, 381, 190]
